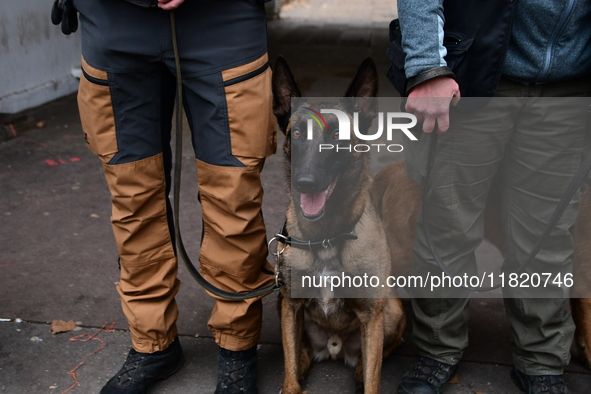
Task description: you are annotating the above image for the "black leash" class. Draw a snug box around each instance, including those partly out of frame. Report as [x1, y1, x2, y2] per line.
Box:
[422, 131, 591, 292]
[169, 12, 282, 300]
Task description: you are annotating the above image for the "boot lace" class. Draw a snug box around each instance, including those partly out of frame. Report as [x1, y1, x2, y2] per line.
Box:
[408, 357, 455, 386]
[219, 358, 249, 392]
[112, 350, 145, 386]
[529, 375, 567, 393]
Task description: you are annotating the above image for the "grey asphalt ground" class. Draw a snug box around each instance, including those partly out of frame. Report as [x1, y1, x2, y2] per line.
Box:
[1, 1, 590, 393]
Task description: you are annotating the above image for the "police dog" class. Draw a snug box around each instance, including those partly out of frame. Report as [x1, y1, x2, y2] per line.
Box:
[272, 56, 406, 394]
[373, 160, 591, 370]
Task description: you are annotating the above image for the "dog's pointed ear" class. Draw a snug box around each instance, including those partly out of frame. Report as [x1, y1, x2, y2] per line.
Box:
[273, 56, 301, 133]
[343, 58, 378, 131]
[344, 57, 378, 98]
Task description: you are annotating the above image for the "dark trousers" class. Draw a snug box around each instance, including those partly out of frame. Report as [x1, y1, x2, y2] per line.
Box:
[405, 76, 591, 374]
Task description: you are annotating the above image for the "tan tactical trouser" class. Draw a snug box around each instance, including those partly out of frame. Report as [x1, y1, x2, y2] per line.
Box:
[76, 0, 276, 353]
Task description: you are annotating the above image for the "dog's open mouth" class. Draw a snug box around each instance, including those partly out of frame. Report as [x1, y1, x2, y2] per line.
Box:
[299, 178, 337, 219]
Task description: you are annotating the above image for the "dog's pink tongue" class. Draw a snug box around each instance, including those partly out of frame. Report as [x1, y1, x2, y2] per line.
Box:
[300, 191, 327, 216]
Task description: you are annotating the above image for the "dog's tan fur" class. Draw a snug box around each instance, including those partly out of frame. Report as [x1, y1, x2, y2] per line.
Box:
[373, 159, 591, 370]
[272, 57, 406, 394]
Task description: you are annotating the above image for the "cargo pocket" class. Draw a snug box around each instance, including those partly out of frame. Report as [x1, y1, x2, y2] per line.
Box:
[442, 30, 474, 84]
[77, 57, 118, 163]
[222, 54, 277, 163]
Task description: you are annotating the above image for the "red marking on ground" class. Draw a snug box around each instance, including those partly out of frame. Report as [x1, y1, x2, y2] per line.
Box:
[70, 157, 80, 162]
[45, 159, 58, 166]
[59, 159, 67, 164]
[0, 264, 11, 267]
[62, 322, 116, 394]
[63, 135, 79, 140]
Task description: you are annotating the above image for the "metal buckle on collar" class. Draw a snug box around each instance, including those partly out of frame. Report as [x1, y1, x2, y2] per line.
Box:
[268, 235, 286, 290]
[268, 234, 288, 257]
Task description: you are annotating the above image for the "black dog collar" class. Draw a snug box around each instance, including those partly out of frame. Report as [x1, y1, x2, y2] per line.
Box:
[276, 219, 358, 251]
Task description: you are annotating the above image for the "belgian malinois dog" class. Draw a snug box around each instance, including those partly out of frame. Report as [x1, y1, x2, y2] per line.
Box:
[373, 159, 591, 370]
[271, 56, 406, 394]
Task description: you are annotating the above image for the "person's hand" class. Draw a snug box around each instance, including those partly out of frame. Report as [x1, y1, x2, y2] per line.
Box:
[51, 0, 78, 35]
[158, 0, 186, 10]
[405, 76, 460, 134]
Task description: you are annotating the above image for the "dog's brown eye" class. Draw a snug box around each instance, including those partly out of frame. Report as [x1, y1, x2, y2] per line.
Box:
[333, 130, 339, 139]
[293, 129, 301, 138]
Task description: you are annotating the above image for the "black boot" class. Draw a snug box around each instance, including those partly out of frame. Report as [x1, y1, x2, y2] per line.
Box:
[100, 337, 184, 394]
[397, 356, 458, 394]
[214, 346, 258, 394]
[511, 368, 569, 394]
